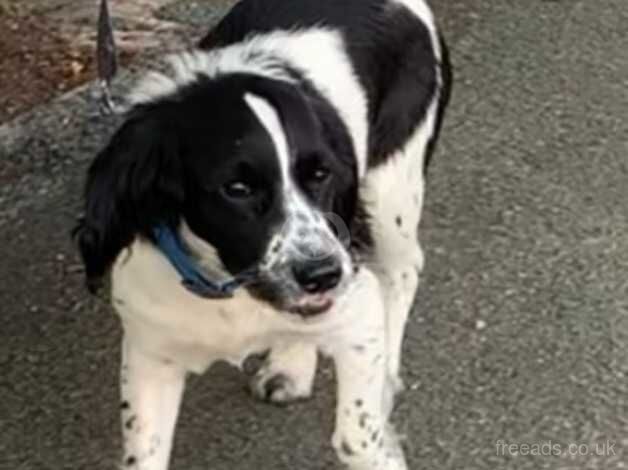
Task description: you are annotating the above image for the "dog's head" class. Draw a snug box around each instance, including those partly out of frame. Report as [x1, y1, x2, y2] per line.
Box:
[75, 72, 359, 316]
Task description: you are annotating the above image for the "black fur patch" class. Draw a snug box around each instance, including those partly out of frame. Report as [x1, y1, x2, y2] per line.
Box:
[199, 0, 441, 168]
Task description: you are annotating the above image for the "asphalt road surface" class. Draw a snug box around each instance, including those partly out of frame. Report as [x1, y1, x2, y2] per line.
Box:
[1, 1, 627, 469]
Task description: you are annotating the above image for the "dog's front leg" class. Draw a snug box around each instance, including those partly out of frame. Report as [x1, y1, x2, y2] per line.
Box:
[120, 336, 186, 470]
[325, 271, 408, 470]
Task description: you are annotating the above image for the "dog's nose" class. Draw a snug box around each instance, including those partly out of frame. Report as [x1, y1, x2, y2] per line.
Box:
[292, 258, 342, 293]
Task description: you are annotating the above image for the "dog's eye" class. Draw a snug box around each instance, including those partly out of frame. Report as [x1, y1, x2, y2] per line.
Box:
[222, 181, 254, 199]
[310, 166, 331, 183]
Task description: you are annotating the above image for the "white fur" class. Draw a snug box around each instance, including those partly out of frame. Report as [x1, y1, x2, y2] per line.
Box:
[179, 222, 232, 282]
[361, 96, 440, 387]
[113, 245, 405, 469]
[244, 95, 292, 185]
[113, 240, 368, 372]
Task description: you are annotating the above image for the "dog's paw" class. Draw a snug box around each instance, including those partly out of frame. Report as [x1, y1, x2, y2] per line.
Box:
[250, 369, 312, 404]
[248, 344, 317, 405]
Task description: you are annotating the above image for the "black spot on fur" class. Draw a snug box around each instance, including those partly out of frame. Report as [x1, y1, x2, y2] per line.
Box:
[125, 456, 137, 466]
[120, 401, 130, 410]
[341, 440, 355, 456]
[125, 416, 137, 430]
[395, 216, 402, 227]
[355, 399, 364, 408]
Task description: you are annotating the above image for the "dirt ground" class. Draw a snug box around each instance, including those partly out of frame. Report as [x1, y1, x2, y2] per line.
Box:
[0, 0, 182, 123]
[0, 3, 91, 122]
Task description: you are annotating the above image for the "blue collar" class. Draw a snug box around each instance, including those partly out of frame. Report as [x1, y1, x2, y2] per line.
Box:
[152, 225, 256, 299]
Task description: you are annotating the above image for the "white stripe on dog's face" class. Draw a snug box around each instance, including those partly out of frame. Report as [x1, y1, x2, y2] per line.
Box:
[244, 93, 332, 259]
[244, 94, 293, 188]
[244, 93, 352, 303]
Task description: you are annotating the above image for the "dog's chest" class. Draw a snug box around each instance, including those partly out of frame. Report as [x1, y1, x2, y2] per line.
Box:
[110, 241, 285, 370]
[109, 239, 359, 373]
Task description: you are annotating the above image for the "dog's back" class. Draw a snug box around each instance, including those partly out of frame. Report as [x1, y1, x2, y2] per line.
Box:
[200, 0, 445, 171]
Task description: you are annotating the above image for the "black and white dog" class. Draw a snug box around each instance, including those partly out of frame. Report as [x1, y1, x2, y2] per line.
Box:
[75, 0, 451, 469]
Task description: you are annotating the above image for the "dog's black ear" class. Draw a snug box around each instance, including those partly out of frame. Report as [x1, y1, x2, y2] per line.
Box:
[73, 109, 184, 292]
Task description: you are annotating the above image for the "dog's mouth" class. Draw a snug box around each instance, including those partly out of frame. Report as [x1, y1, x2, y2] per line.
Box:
[289, 294, 334, 317]
[243, 265, 351, 317]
